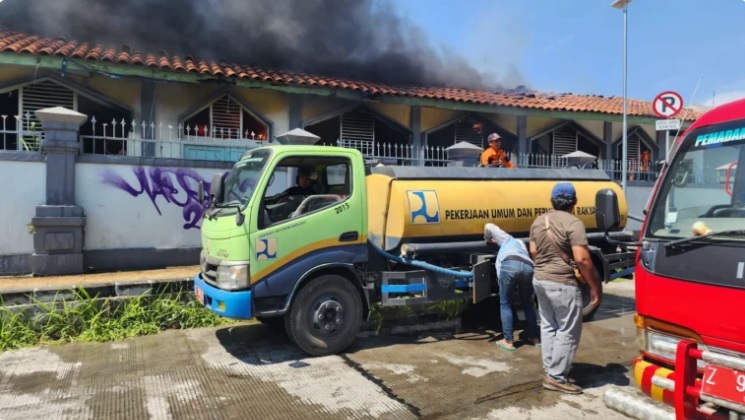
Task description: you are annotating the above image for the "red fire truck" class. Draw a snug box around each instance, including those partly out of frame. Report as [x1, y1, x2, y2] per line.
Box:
[596, 98, 745, 419]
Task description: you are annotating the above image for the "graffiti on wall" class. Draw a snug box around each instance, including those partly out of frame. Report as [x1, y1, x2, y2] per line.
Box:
[101, 167, 221, 230]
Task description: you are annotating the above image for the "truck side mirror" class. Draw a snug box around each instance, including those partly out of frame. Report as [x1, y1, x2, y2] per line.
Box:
[595, 188, 621, 232]
[210, 173, 225, 204]
[197, 180, 205, 204]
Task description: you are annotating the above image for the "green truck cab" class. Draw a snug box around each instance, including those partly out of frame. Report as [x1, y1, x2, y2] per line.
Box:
[194, 144, 636, 357]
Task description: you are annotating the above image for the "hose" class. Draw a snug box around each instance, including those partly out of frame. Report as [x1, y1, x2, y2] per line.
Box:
[369, 240, 474, 279]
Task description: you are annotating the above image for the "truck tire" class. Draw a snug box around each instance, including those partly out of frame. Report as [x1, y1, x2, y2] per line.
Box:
[284, 274, 363, 357]
[580, 266, 603, 321]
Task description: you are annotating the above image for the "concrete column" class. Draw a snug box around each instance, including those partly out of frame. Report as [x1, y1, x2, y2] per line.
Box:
[656, 130, 666, 161]
[517, 115, 528, 166]
[603, 121, 613, 160]
[288, 94, 303, 130]
[140, 80, 156, 157]
[30, 106, 88, 276]
[410, 106, 422, 165]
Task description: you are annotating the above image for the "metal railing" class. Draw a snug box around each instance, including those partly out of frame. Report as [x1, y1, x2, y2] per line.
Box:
[78, 117, 268, 160]
[0, 113, 42, 152]
[7, 113, 716, 185]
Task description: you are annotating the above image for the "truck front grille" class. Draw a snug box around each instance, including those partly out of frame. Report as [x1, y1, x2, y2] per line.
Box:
[201, 260, 218, 286]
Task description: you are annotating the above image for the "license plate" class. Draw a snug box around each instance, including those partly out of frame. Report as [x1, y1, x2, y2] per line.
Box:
[701, 364, 745, 406]
[195, 286, 204, 305]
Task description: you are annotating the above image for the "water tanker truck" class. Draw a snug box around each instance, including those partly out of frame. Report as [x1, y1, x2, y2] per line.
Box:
[194, 144, 636, 356]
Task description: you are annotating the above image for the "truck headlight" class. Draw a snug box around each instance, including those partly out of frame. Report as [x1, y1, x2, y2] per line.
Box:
[644, 330, 706, 370]
[216, 265, 249, 290]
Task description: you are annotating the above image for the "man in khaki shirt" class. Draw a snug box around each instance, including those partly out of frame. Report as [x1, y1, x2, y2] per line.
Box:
[529, 182, 600, 394]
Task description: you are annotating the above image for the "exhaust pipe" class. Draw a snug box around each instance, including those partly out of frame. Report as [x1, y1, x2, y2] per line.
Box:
[603, 388, 674, 420]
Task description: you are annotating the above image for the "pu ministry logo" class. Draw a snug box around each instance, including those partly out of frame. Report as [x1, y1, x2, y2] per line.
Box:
[255, 238, 278, 260]
[407, 190, 440, 225]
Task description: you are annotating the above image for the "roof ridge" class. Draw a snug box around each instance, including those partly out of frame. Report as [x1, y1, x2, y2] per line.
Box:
[0, 27, 702, 120]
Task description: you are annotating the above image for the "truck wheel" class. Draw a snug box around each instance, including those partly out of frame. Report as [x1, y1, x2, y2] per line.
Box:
[580, 267, 603, 321]
[284, 274, 363, 357]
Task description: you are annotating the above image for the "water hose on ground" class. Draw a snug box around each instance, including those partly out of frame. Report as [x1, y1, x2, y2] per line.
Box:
[369, 240, 474, 279]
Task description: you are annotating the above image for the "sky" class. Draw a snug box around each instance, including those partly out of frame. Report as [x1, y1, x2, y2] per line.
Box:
[391, 0, 745, 107]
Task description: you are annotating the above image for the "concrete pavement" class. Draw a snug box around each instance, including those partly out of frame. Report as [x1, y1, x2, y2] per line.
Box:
[0, 280, 641, 419]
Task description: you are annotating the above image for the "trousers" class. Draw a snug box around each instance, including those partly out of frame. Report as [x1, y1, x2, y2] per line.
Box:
[533, 278, 583, 384]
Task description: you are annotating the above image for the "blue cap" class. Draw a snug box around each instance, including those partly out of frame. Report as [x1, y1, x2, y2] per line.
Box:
[551, 182, 576, 200]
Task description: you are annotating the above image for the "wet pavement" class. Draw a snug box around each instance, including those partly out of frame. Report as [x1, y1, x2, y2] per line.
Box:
[0, 280, 641, 419]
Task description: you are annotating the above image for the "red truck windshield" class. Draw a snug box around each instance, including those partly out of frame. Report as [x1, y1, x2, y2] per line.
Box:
[641, 118, 745, 292]
[646, 121, 744, 241]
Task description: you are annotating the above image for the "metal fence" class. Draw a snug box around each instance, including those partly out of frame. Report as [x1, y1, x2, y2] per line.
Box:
[0, 112, 42, 152]
[77, 117, 269, 161]
[2, 114, 668, 183]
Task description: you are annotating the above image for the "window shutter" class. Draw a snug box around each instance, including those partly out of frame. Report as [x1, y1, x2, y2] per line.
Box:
[20, 80, 76, 136]
[341, 111, 374, 142]
[552, 127, 578, 155]
[454, 123, 483, 147]
[341, 111, 375, 154]
[617, 131, 641, 160]
[211, 96, 241, 138]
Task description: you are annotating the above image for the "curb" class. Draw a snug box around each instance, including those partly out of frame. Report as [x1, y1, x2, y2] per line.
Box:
[0, 277, 194, 307]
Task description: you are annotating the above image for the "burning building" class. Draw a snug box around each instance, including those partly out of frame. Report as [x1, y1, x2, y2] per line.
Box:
[0, 0, 703, 275]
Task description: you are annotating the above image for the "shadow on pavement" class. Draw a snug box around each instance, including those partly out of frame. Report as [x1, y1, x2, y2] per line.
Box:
[211, 290, 636, 367]
[570, 362, 631, 390]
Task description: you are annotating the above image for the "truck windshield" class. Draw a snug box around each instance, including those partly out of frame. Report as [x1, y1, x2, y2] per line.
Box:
[646, 120, 745, 242]
[222, 149, 272, 207]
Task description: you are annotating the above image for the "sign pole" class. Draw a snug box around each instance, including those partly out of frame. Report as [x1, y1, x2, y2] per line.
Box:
[621, 2, 628, 192]
[665, 129, 669, 162]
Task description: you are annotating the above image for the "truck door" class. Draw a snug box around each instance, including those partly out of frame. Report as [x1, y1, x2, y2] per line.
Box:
[248, 152, 366, 314]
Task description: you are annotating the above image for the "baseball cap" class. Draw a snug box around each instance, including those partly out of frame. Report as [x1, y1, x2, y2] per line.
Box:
[487, 133, 501, 142]
[551, 182, 576, 200]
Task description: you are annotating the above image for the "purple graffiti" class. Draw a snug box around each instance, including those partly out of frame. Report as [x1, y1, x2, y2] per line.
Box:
[102, 167, 218, 230]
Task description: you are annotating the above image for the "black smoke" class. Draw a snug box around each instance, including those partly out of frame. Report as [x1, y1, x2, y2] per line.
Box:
[0, 0, 505, 90]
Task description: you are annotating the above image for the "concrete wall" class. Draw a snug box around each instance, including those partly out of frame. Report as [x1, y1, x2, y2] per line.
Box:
[77, 162, 225, 250]
[0, 159, 46, 255]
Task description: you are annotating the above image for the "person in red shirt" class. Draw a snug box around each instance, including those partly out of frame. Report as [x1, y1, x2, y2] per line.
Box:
[480, 133, 516, 168]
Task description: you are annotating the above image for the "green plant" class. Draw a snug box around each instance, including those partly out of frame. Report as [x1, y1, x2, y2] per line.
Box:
[427, 299, 469, 321]
[19, 121, 41, 152]
[0, 287, 237, 352]
[0, 307, 38, 351]
[368, 303, 384, 335]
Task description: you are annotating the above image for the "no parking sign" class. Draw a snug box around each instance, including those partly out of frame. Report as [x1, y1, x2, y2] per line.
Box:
[652, 91, 683, 118]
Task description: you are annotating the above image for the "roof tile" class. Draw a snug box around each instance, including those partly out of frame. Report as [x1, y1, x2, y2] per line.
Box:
[0, 28, 702, 120]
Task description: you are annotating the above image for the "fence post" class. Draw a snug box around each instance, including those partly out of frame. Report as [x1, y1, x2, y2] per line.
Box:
[30, 106, 88, 276]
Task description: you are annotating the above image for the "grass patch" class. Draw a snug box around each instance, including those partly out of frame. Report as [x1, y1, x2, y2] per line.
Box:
[0, 287, 237, 353]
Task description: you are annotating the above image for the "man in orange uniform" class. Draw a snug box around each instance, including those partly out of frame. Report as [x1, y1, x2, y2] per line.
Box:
[480, 133, 516, 168]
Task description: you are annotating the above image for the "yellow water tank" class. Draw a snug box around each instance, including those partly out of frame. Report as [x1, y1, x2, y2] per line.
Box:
[366, 166, 627, 251]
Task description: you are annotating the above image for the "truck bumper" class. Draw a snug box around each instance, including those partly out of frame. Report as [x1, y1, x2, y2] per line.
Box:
[604, 387, 675, 420]
[194, 273, 253, 319]
[606, 353, 745, 420]
[603, 357, 676, 420]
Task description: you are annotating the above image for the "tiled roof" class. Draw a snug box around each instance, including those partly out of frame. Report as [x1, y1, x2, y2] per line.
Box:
[0, 28, 702, 121]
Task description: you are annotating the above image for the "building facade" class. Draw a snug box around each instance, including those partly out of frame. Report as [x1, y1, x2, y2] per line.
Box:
[0, 28, 701, 275]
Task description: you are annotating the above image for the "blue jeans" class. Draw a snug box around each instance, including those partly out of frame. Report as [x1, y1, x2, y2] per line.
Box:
[498, 259, 539, 343]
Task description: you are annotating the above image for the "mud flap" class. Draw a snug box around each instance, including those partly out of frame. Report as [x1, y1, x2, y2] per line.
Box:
[472, 260, 492, 304]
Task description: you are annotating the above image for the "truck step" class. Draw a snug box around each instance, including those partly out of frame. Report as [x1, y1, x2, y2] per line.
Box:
[380, 270, 472, 306]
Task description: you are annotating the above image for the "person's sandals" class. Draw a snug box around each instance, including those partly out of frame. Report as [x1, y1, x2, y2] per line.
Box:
[496, 339, 516, 352]
[542, 376, 583, 394]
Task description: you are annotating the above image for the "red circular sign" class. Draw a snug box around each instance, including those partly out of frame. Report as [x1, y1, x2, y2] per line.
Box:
[652, 91, 684, 118]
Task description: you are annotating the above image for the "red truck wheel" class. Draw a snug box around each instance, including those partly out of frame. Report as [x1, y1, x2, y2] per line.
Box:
[284, 274, 363, 357]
